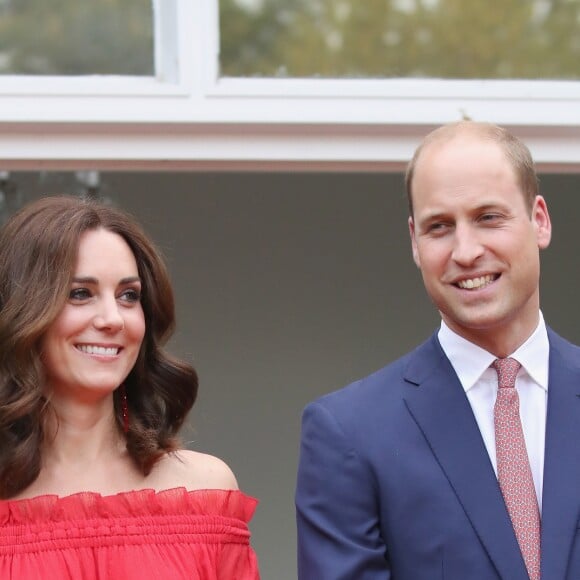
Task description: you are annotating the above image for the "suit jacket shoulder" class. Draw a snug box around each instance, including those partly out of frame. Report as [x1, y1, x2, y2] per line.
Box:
[306, 332, 448, 443]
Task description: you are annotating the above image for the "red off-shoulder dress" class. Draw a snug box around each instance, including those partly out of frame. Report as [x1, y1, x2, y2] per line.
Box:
[0, 487, 260, 579]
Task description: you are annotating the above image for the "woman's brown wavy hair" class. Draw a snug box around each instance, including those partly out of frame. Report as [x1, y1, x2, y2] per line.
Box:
[0, 195, 198, 498]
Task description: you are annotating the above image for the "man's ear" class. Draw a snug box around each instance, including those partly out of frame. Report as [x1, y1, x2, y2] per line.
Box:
[532, 195, 552, 250]
[409, 216, 421, 268]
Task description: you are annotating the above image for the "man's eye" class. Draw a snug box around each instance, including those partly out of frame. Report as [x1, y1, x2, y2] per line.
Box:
[427, 222, 448, 233]
[480, 213, 500, 222]
[69, 288, 91, 301]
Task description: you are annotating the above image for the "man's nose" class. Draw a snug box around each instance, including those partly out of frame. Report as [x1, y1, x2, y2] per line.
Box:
[451, 224, 484, 266]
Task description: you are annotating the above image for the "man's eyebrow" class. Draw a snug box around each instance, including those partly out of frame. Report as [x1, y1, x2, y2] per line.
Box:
[416, 211, 450, 226]
[418, 202, 506, 223]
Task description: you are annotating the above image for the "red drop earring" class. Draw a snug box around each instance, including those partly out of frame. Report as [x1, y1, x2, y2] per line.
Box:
[121, 385, 129, 433]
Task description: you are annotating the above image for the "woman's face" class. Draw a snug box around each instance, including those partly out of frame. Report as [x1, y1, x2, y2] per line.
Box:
[41, 228, 146, 402]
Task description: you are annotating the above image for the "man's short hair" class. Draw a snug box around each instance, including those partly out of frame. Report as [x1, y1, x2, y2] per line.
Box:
[405, 121, 539, 216]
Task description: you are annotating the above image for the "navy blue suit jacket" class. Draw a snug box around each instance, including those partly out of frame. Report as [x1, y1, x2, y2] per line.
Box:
[296, 329, 580, 579]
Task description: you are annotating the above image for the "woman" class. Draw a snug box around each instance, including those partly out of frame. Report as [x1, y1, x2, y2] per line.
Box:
[0, 195, 260, 579]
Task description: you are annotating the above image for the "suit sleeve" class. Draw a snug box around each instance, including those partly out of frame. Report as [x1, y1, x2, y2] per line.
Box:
[295, 400, 391, 580]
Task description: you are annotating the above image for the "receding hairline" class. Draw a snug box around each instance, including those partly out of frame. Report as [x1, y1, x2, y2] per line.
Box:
[409, 121, 514, 175]
[405, 121, 538, 215]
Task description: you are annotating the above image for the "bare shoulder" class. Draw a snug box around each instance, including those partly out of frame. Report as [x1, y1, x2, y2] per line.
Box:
[151, 449, 239, 491]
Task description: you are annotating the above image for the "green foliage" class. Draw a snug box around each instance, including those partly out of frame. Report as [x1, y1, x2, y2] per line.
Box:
[219, 0, 580, 79]
[0, 0, 153, 75]
[2, 0, 578, 79]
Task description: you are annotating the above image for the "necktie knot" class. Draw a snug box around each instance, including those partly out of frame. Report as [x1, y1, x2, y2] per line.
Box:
[492, 357, 521, 389]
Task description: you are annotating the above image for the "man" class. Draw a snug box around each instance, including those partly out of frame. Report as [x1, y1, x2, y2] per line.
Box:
[295, 121, 580, 579]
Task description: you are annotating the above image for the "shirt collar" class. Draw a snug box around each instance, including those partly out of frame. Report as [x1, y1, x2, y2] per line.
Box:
[438, 312, 549, 393]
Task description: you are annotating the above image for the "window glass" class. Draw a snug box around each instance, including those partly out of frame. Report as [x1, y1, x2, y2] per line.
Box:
[220, 0, 580, 79]
[0, 0, 153, 75]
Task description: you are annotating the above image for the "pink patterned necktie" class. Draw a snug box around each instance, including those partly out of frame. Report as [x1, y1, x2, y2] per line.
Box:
[493, 357, 541, 580]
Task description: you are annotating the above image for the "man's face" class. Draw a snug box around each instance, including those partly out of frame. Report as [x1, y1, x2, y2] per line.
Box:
[408, 135, 551, 352]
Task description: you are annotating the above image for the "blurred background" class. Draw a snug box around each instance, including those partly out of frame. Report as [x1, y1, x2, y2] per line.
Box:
[1, 0, 578, 79]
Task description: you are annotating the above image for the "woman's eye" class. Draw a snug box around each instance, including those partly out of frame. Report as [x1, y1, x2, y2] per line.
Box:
[69, 288, 91, 301]
[120, 289, 141, 303]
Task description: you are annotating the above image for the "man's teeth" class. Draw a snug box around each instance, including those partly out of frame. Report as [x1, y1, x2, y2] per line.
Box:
[77, 345, 119, 356]
[457, 274, 495, 290]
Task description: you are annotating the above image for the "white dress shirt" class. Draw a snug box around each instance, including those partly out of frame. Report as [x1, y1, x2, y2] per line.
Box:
[438, 313, 549, 511]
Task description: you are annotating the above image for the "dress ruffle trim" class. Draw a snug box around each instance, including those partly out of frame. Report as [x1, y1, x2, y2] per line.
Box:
[0, 488, 257, 526]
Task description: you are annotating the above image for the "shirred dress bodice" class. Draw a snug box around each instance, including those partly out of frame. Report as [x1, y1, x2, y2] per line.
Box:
[0, 487, 260, 579]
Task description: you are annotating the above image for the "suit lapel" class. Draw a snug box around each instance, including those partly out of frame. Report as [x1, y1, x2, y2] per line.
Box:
[403, 335, 529, 580]
[539, 330, 580, 579]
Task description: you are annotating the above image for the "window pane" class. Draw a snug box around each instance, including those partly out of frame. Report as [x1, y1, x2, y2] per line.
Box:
[220, 0, 580, 79]
[0, 0, 154, 75]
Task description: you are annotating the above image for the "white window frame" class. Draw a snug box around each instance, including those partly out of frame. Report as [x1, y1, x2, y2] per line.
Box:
[0, 0, 579, 172]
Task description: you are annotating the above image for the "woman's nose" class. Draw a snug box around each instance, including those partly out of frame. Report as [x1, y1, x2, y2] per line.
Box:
[93, 298, 124, 331]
